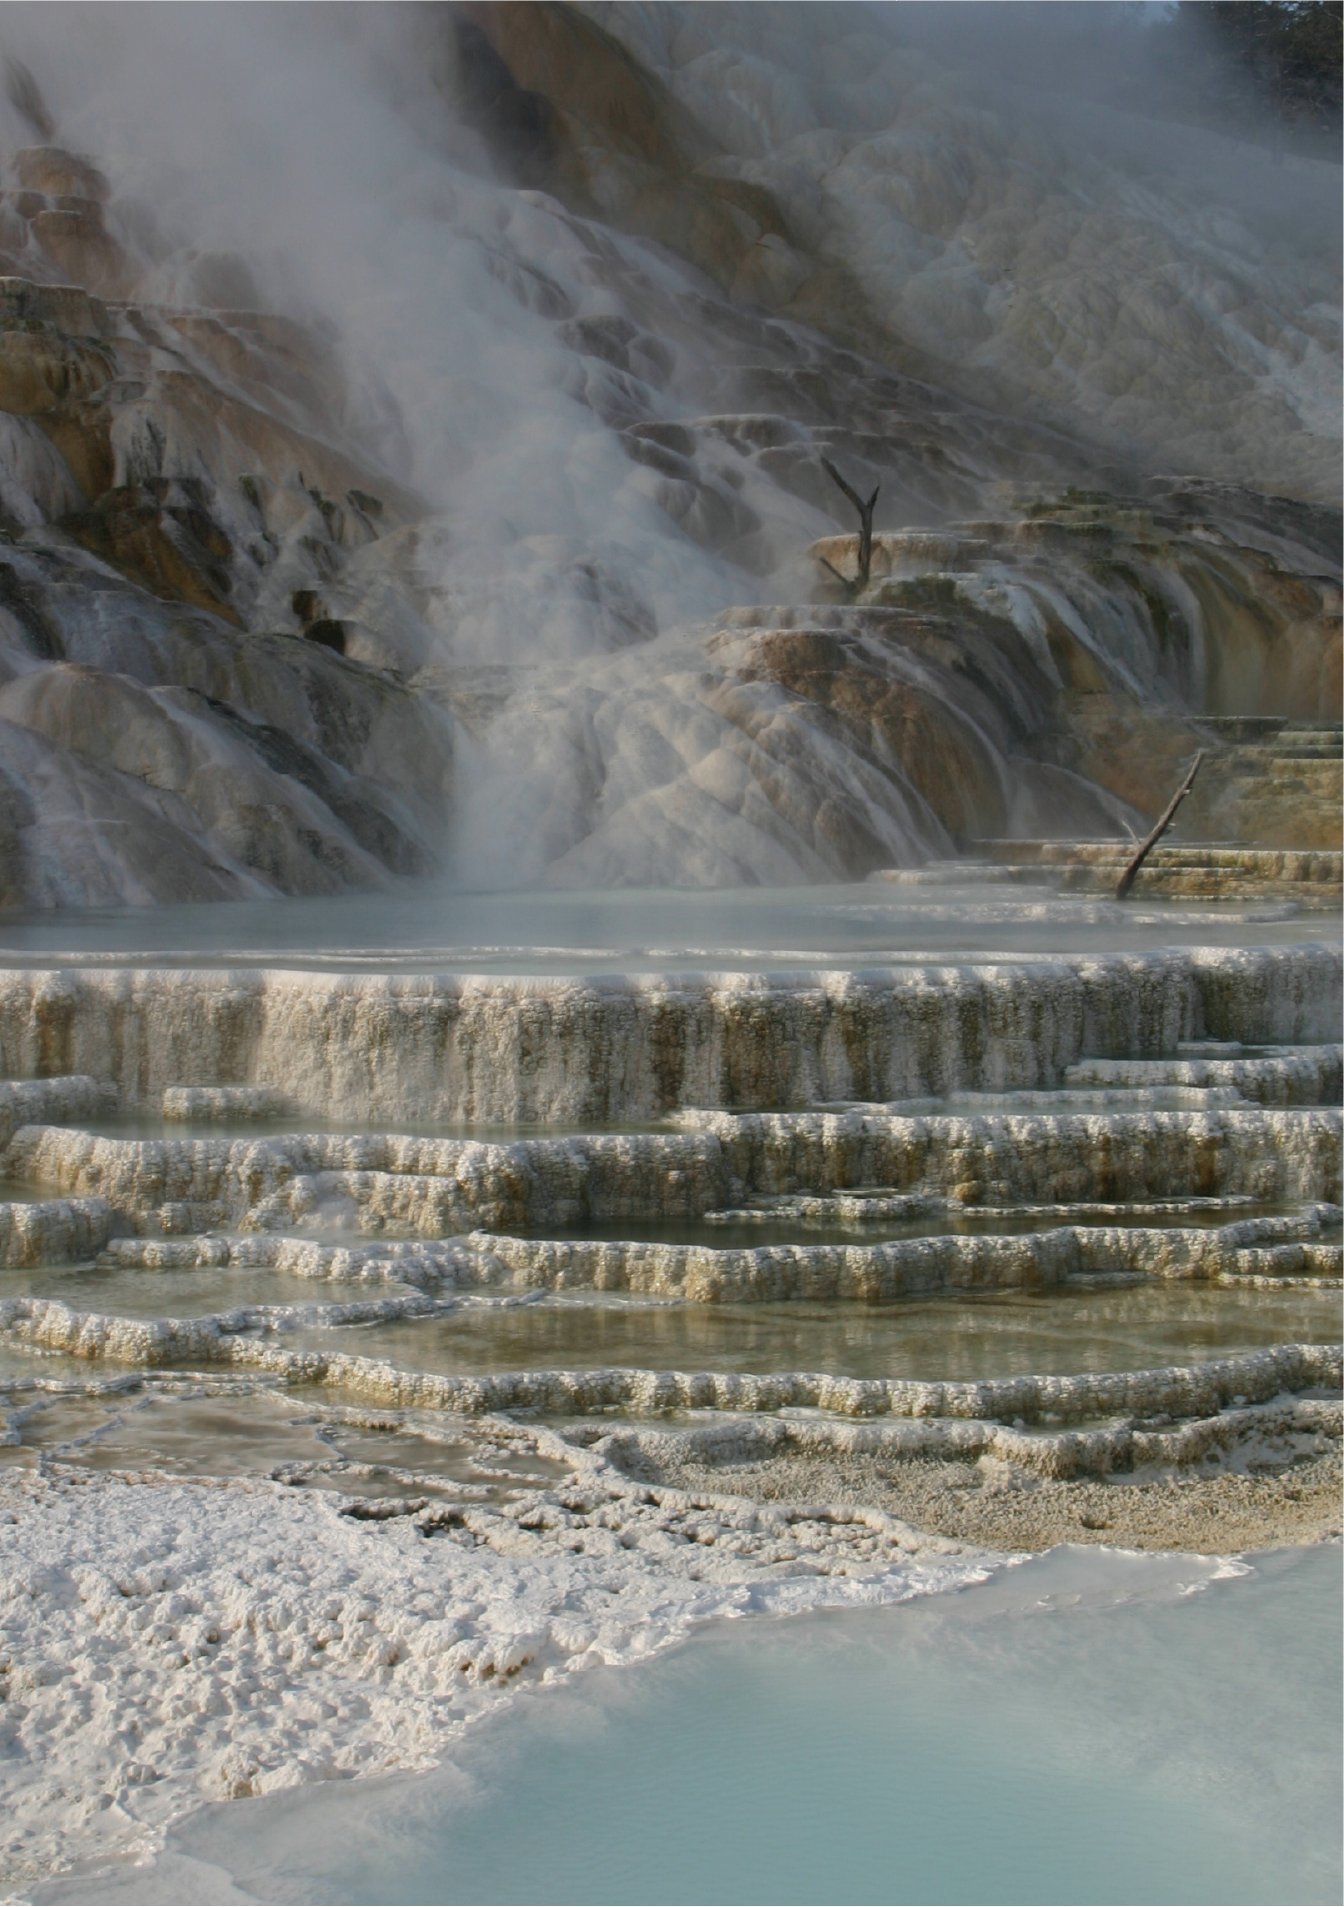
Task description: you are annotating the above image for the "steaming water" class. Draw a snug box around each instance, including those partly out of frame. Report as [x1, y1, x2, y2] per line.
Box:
[50, 1543, 1341, 1907]
[0, 881, 1335, 972]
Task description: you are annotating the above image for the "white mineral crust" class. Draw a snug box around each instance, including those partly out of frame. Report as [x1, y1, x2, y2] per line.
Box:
[0, 1449, 980, 1891]
[0, 949, 1338, 1124]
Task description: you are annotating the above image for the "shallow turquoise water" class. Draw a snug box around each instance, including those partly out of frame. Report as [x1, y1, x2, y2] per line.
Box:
[100, 1543, 1341, 1907]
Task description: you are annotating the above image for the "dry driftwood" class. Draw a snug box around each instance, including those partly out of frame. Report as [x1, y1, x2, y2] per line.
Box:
[819, 459, 880, 596]
[1115, 752, 1204, 899]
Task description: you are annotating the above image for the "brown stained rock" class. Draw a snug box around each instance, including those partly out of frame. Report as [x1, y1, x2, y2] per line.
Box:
[0, 160, 449, 912]
[10, 147, 111, 203]
[160, 310, 352, 443]
[735, 624, 1011, 845]
[805, 495, 1342, 856]
[1180, 548, 1342, 720]
[1, 149, 135, 304]
[0, 294, 116, 501]
[131, 367, 421, 541]
[0, 276, 415, 563]
[0, 277, 112, 335]
[61, 487, 239, 621]
[2, 190, 44, 223]
[0, 326, 114, 416]
[459, 3, 712, 176]
[1060, 691, 1202, 817]
[452, 2, 863, 325]
[622, 177, 760, 293]
[37, 407, 113, 502]
[28, 205, 137, 302]
[1177, 750, 1344, 853]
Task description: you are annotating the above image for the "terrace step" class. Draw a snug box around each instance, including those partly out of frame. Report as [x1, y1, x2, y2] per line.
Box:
[961, 841, 1343, 903]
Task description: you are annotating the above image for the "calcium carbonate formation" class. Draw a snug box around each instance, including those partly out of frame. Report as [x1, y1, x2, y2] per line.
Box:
[0, 946, 1338, 1122]
[0, 948, 1340, 1898]
[0, 5, 1339, 1891]
[0, 961, 1337, 1368]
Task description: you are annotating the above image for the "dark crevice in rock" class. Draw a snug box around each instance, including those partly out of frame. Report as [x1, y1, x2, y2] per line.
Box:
[449, 16, 559, 187]
[0, 560, 64, 659]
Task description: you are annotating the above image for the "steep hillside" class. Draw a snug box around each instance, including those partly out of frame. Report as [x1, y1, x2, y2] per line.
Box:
[476, 1, 1341, 497]
[0, 4, 1336, 905]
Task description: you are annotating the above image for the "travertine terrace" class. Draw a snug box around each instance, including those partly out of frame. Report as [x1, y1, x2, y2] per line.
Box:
[0, 944, 1338, 1122]
[2, 949, 1338, 1410]
[7, 928, 1338, 1895]
[0, 4, 1340, 1895]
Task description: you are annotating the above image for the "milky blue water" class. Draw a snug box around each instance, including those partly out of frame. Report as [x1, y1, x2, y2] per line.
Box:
[0, 881, 1332, 970]
[85, 1542, 1341, 1907]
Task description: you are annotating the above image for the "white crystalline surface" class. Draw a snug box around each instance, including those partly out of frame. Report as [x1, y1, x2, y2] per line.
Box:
[0, 1443, 983, 1892]
[0, 945, 1338, 1895]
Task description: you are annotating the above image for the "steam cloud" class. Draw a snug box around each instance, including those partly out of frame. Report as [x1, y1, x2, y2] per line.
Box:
[0, 3, 1336, 889]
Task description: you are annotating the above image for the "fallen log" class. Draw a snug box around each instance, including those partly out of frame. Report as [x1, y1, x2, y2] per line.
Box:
[1115, 752, 1204, 900]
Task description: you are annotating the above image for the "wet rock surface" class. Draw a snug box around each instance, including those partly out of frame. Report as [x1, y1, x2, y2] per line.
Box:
[525, 4, 1341, 498]
[0, 8, 1337, 901]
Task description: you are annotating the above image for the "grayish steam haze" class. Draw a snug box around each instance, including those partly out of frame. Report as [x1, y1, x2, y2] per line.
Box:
[0, 5, 770, 627]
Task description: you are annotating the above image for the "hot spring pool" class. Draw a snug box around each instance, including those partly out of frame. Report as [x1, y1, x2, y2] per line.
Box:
[52, 1542, 1341, 1907]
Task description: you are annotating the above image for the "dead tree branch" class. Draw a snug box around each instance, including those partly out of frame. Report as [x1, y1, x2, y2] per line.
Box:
[1115, 751, 1204, 900]
[821, 458, 879, 591]
[818, 554, 858, 599]
[3, 59, 55, 143]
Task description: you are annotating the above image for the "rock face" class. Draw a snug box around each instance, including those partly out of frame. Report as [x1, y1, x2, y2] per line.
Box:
[509, 2, 1342, 498]
[0, 8, 1337, 904]
[0, 265, 451, 903]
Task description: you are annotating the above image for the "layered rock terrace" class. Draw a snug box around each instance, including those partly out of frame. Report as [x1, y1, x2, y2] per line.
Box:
[1, 949, 1337, 1389]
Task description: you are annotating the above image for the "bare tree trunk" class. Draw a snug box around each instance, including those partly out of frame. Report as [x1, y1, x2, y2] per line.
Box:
[821, 459, 880, 591]
[1115, 752, 1204, 900]
[3, 58, 56, 142]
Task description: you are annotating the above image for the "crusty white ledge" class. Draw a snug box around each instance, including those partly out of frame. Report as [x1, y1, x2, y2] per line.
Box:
[0, 946, 1339, 1123]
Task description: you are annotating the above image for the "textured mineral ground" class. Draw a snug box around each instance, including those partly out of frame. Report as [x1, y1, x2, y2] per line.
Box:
[1, 939, 1341, 1889]
[0, 5, 1340, 1900]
